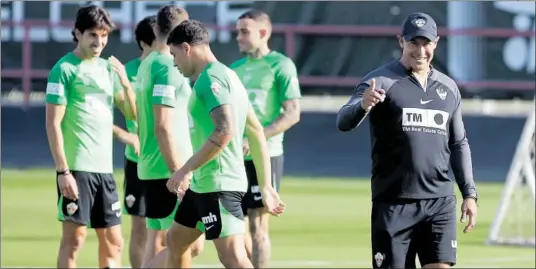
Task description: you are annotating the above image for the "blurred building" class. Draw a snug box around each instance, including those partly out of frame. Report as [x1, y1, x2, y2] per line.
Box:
[1, 1, 534, 106]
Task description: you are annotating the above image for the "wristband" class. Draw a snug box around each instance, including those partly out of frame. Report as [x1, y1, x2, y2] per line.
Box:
[56, 169, 71, 176]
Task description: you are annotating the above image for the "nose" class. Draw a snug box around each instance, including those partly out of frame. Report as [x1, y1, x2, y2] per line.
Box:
[95, 36, 105, 45]
[415, 44, 426, 56]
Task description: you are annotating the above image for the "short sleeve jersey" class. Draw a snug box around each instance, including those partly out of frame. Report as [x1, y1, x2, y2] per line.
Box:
[189, 62, 250, 193]
[231, 51, 301, 160]
[123, 58, 141, 163]
[45, 52, 120, 173]
[136, 51, 193, 180]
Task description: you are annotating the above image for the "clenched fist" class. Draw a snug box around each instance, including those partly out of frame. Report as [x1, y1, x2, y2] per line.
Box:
[360, 78, 386, 111]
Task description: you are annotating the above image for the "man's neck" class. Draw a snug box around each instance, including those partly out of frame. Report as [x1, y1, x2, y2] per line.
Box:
[72, 47, 95, 61]
[192, 48, 218, 77]
[154, 40, 170, 55]
[140, 50, 152, 61]
[246, 45, 271, 59]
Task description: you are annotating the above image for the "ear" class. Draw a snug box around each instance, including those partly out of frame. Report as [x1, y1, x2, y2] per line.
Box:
[259, 28, 268, 39]
[75, 29, 83, 41]
[140, 41, 148, 50]
[182, 42, 191, 56]
[152, 25, 159, 38]
[396, 35, 404, 49]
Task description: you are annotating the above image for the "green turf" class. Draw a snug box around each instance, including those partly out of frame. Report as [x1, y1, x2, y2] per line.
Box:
[1, 169, 535, 268]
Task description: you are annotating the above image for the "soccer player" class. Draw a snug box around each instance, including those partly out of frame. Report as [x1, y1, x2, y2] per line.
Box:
[111, 15, 157, 269]
[336, 12, 478, 269]
[231, 10, 301, 268]
[165, 20, 285, 269]
[135, 6, 203, 268]
[45, 5, 136, 269]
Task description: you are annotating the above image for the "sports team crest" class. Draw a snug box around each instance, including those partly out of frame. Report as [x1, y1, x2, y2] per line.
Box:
[374, 252, 385, 267]
[414, 18, 426, 28]
[211, 82, 222, 94]
[436, 87, 448, 100]
[66, 202, 78, 216]
[125, 194, 136, 208]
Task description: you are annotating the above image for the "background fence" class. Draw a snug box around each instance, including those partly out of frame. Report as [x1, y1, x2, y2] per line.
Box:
[1, 1, 535, 182]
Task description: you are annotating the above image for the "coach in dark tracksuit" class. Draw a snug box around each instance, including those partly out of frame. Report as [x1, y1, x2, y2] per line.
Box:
[336, 12, 478, 269]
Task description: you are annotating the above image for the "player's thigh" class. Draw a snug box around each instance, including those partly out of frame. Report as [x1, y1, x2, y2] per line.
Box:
[174, 189, 203, 231]
[417, 196, 458, 267]
[122, 159, 147, 217]
[144, 179, 179, 230]
[197, 191, 246, 240]
[90, 173, 122, 229]
[57, 170, 97, 226]
[371, 200, 422, 269]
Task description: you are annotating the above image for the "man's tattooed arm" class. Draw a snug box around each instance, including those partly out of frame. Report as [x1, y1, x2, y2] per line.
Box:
[182, 105, 235, 172]
[263, 99, 300, 139]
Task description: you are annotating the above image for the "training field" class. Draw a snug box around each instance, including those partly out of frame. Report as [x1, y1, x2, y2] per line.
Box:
[1, 169, 535, 268]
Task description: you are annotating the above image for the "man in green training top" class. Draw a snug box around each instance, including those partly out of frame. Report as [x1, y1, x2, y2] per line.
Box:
[231, 10, 302, 268]
[165, 20, 286, 269]
[45, 5, 136, 269]
[111, 15, 156, 269]
[135, 6, 204, 268]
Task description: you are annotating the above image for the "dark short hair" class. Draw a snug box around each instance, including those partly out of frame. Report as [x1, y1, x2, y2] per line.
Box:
[167, 20, 209, 46]
[156, 5, 189, 38]
[238, 9, 271, 23]
[71, 5, 115, 43]
[135, 15, 156, 51]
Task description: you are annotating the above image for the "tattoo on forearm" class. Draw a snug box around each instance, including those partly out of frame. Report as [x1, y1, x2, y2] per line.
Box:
[208, 138, 223, 148]
[266, 100, 300, 136]
[209, 105, 233, 147]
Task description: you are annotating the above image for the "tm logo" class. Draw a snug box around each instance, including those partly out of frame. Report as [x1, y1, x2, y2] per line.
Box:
[494, 1, 535, 74]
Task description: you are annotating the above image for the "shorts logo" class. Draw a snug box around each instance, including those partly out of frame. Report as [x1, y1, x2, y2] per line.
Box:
[251, 185, 262, 201]
[402, 108, 449, 136]
[374, 252, 385, 267]
[451, 240, 457, 248]
[66, 202, 78, 216]
[436, 87, 448, 100]
[111, 201, 121, 211]
[125, 194, 136, 208]
[201, 212, 218, 225]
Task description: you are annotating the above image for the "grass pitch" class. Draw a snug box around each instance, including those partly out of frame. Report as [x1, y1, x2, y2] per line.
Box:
[1, 169, 535, 268]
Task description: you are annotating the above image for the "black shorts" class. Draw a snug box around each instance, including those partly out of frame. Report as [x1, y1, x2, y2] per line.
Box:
[56, 171, 121, 229]
[242, 155, 284, 215]
[371, 196, 457, 268]
[122, 158, 147, 217]
[144, 179, 178, 220]
[175, 189, 245, 240]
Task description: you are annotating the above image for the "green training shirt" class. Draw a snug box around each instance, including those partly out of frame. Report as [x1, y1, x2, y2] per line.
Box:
[189, 61, 250, 193]
[45, 52, 121, 174]
[136, 51, 193, 180]
[231, 51, 301, 160]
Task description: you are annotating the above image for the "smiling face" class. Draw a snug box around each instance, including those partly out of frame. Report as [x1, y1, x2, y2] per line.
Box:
[398, 36, 439, 72]
[76, 28, 109, 57]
